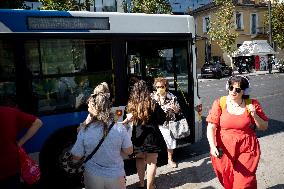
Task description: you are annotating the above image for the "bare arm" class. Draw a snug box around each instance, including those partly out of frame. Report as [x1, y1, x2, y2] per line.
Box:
[251, 112, 268, 130]
[18, 118, 42, 146]
[207, 123, 219, 158]
[121, 146, 133, 155]
[247, 104, 268, 131]
[122, 113, 133, 125]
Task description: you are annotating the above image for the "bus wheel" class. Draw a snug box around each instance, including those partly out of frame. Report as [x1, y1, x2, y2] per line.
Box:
[39, 126, 82, 188]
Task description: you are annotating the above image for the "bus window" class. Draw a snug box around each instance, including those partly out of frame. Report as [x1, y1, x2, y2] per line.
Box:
[0, 40, 16, 106]
[127, 40, 189, 94]
[174, 47, 189, 94]
[127, 40, 193, 135]
[24, 39, 113, 114]
[41, 39, 87, 74]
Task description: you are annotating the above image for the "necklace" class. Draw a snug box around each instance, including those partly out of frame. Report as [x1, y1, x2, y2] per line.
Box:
[230, 99, 244, 108]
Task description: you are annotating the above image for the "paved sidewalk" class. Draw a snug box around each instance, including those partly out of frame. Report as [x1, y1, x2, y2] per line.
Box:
[232, 69, 279, 77]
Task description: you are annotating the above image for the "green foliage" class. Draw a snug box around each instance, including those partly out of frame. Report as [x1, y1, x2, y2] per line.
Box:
[208, 0, 238, 55]
[39, 0, 88, 11]
[271, 2, 284, 49]
[0, 0, 24, 9]
[123, 0, 172, 14]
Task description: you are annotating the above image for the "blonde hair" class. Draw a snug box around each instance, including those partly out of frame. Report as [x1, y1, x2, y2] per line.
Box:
[86, 82, 113, 134]
[92, 82, 109, 96]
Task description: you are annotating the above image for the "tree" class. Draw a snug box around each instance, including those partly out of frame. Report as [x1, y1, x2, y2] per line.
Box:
[207, 0, 238, 66]
[123, 0, 172, 14]
[39, 0, 89, 11]
[270, 1, 284, 49]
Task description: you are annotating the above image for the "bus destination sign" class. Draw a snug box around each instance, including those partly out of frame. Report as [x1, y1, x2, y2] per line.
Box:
[27, 17, 110, 30]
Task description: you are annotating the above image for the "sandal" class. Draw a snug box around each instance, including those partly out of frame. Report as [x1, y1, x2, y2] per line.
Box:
[168, 160, 178, 168]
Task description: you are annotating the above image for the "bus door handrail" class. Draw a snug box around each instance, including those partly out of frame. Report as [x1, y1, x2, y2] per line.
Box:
[174, 79, 189, 106]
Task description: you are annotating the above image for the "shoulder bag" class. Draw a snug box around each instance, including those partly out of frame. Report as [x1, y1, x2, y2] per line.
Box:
[60, 122, 114, 176]
[168, 79, 190, 139]
[169, 112, 190, 139]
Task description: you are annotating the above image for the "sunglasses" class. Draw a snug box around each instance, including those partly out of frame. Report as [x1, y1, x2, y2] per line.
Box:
[229, 86, 242, 93]
[156, 86, 165, 89]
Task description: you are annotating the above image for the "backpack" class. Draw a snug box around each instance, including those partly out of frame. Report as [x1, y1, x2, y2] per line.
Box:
[219, 96, 252, 114]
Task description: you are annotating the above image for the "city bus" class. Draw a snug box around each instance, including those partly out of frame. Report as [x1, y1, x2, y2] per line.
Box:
[0, 9, 202, 186]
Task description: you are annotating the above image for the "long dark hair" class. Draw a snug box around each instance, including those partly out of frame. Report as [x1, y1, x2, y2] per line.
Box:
[127, 80, 155, 125]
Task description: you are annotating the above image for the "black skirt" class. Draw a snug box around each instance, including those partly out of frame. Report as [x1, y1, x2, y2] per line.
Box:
[131, 101, 166, 154]
[132, 124, 162, 154]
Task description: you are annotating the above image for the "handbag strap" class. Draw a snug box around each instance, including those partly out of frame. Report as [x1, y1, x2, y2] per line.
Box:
[174, 79, 189, 106]
[83, 122, 115, 163]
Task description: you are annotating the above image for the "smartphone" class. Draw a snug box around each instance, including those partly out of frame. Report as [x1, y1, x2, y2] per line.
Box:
[216, 146, 224, 159]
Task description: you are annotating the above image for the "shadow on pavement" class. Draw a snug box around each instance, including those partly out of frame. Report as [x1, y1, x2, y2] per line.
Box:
[126, 153, 216, 189]
[156, 156, 214, 189]
[200, 187, 217, 189]
[267, 184, 284, 189]
[256, 119, 284, 138]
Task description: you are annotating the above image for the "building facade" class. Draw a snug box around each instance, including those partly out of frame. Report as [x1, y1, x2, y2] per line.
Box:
[24, 0, 124, 12]
[193, 0, 271, 71]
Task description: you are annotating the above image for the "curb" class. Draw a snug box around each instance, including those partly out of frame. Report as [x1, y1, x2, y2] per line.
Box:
[198, 70, 280, 81]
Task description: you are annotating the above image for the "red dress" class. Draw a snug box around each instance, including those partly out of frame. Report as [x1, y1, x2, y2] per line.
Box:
[206, 99, 268, 189]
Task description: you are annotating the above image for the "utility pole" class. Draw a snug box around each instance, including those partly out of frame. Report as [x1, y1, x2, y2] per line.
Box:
[268, 0, 273, 74]
[268, 0, 272, 47]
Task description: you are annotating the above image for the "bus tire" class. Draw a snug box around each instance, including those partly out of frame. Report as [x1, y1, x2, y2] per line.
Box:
[39, 126, 82, 188]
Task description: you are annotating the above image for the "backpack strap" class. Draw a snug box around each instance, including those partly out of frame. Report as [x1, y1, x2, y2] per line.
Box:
[220, 96, 252, 114]
[219, 96, 227, 111]
[244, 98, 252, 114]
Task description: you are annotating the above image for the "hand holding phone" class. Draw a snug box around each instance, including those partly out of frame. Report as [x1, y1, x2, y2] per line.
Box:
[216, 146, 224, 159]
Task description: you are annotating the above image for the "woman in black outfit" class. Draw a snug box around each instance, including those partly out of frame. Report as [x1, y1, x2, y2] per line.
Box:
[123, 80, 165, 189]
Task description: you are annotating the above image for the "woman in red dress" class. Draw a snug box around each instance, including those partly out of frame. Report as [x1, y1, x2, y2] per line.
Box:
[206, 76, 268, 189]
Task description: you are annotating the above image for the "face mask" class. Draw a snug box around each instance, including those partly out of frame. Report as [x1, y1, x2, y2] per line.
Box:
[157, 88, 166, 95]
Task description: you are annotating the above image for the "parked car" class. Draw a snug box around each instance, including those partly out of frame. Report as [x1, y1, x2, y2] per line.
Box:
[201, 62, 233, 79]
[220, 62, 234, 76]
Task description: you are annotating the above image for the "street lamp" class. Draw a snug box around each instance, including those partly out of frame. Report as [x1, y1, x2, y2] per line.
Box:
[268, 0, 273, 74]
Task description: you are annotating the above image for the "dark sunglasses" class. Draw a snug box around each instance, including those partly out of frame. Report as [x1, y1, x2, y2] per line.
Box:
[229, 86, 242, 93]
[156, 86, 165, 89]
